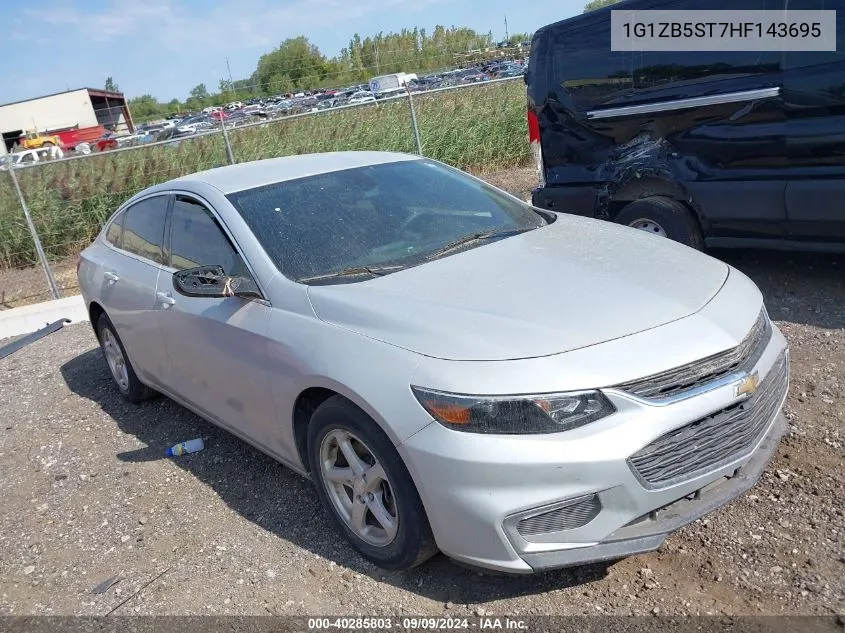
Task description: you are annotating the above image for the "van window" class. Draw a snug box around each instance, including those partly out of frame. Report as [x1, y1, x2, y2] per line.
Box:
[631, 0, 780, 92]
[549, 16, 631, 111]
[550, 0, 789, 110]
[783, 0, 845, 69]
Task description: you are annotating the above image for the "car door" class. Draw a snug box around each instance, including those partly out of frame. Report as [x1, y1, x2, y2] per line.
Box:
[155, 193, 278, 449]
[98, 194, 172, 387]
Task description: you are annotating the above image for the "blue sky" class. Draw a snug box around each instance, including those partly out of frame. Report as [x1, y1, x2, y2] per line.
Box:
[2, 0, 583, 104]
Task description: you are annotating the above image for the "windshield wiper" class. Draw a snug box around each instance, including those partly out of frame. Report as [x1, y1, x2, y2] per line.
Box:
[298, 265, 405, 283]
[426, 228, 532, 261]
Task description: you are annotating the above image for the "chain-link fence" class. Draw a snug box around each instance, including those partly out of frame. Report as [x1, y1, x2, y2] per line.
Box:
[0, 77, 536, 310]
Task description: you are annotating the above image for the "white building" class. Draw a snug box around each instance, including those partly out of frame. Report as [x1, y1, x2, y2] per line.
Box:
[0, 88, 133, 152]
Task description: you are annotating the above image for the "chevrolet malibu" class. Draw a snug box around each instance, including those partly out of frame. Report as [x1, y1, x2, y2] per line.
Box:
[77, 152, 789, 573]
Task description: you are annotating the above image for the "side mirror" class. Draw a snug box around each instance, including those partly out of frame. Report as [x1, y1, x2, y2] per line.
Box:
[172, 265, 262, 299]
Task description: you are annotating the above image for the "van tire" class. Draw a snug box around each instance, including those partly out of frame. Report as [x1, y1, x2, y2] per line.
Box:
[615, 197, 703, 250]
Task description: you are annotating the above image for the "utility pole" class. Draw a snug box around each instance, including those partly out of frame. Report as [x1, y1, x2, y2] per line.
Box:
[226, 57, 234, 96]
[504, 15, 509, 42]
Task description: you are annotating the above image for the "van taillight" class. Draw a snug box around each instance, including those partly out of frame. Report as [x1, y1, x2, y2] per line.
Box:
[527, 109, 541, 144]
[76, 255, 82, 275]
[527, 110, 545, 188]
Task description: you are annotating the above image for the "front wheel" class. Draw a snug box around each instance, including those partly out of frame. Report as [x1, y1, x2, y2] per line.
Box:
[308, 396, 438, 569]
[615, 196, 703, 250]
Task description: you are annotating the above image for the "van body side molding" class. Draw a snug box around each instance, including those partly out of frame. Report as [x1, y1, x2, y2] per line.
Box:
[586, 87, 781, 120]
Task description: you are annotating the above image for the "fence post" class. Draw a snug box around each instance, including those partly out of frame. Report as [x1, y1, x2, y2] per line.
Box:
[405, 87, 423, 156]
[219, 116, 236, 165]
[6, 165, 61, 301]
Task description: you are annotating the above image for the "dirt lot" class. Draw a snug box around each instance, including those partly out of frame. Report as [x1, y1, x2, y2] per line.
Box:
[0, 169, 842, 617]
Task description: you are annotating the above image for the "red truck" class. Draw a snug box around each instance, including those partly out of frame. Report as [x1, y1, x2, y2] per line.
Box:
[35, 125, 119, 152]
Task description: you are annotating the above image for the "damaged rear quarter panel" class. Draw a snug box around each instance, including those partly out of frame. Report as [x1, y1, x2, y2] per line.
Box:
[528, 13, 795, 238]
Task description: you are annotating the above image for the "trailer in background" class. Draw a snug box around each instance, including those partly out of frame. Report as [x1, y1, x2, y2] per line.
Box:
[368, 73, 418, 98]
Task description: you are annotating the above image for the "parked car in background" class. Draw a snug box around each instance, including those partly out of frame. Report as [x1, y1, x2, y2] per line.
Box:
[528, 0, 845, 251]
[316, 98, 343, 110]
[348, 91, 376, 104]
[176, 121, 214, 135]
[78, 152, 787, 574]
[241, 104, 266, 117]
[176, 116, 211, 134]
[0, 148, 48, 169]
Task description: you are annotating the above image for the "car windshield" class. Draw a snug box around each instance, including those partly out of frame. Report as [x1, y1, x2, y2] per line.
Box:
[226, 159, 548, 284]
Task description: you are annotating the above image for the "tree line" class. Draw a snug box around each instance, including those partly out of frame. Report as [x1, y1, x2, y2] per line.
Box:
[126, 25, 532, 120]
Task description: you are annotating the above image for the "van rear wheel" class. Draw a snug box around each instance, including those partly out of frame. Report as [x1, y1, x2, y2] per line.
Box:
[615, 197, 703, 250]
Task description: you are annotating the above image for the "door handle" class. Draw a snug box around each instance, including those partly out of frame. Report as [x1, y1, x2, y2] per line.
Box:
[103, 271, 120, 284]
[156, 291, 176, 307]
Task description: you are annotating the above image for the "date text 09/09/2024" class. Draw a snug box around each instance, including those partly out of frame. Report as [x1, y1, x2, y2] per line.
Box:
[307, 617, 529, 630]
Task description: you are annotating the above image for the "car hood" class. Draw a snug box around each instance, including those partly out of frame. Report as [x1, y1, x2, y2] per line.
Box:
[307, 215, 730, 361]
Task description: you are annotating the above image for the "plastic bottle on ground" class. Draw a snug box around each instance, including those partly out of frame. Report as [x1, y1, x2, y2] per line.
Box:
[166, 438, 204, 456]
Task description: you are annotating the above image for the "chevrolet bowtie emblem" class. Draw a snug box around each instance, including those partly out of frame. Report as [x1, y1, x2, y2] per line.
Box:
[735, 371, 761, 399]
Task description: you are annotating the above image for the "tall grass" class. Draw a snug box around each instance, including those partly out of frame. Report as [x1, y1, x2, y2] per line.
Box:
[0, 80, 530, 270]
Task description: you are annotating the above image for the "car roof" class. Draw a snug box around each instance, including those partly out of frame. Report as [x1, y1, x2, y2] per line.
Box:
[168, 151, 422, 195]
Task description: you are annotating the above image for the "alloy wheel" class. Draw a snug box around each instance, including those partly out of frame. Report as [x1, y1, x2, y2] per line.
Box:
[319, 429, 399, 547]
[101, 327, 129, 392]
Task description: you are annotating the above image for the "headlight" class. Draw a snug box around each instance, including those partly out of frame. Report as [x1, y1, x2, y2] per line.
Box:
[410, 386, 616, 435]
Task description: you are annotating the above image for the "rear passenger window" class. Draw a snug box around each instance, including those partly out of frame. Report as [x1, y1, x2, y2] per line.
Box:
[169, 197, 242, 275]
[121, 196, 169, 264]
[631, 0, 779, 92]
[105, 211, 124, 248]
[550, 17, 632, 111]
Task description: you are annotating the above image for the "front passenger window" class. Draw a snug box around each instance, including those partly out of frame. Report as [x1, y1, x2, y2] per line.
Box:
[169, 196, 243, 275]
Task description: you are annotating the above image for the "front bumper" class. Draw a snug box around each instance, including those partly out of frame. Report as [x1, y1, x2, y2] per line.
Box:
[399, 326, 788, 574]
[521, 411, 786, 571]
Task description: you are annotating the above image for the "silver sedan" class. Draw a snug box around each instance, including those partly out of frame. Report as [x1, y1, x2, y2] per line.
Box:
[77, 152, 789, 573]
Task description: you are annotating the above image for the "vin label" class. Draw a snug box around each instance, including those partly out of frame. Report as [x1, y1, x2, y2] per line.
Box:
[610, 10, 837, 51]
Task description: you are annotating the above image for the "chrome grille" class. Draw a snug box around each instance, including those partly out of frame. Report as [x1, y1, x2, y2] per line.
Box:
[616, 310, 771, 401]
[516, 495, 601, 537]
[628, 351, 788, 489]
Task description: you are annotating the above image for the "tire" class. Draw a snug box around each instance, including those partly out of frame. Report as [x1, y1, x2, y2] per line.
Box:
[96, 313, 156, 403]
[615, 196, 704, 250]
[308, 395, 438, 570]
[42, 141, 54, 147]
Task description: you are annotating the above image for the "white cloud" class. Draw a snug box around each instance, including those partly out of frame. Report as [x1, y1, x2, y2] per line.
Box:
[25, 0, 451, 52]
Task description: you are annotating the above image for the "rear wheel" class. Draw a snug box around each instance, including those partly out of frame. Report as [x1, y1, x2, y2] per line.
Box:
[96, 313, 156, 403]
[308, 396, 437, 569]
[42, 141, 54, 147]
[615, 196, 703, 250]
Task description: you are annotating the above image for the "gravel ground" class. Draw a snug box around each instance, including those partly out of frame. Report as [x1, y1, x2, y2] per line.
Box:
[0, 168, 843, 617]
